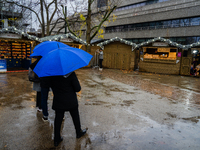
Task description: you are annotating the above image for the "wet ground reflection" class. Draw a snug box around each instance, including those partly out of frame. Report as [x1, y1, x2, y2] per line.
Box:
[0, 69, 200, 149]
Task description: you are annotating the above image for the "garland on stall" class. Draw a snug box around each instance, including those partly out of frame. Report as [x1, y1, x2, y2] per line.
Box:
[40, 34, 87, 45]
[97, 37, 200, 50]
[0, 26, 41, 42]
[97, 37, 137, 51]
[1, 27, 200, 49]
[135, 37, 200, 50]
[0, 27, 87, 45]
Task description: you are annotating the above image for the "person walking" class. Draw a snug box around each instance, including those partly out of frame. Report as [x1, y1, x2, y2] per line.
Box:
[40, 77, 50, 121]
[29, 56, 42, 112]
[97, 48, 103, 71]
[45, 72, 87, 147]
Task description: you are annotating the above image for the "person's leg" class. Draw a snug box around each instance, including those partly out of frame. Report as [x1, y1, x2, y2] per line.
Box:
[99, 59, 103, 68]
[69, 106, 87, 138]
[36, 91, 42, 110]
[41, 87, 49, 118]
[69, 107, 81, 134]
[54, 110, 64, 142]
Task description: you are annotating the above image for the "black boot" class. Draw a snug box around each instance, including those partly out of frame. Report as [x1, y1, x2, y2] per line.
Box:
[76, 128, 88, 138]
[54, 137, 63, 147]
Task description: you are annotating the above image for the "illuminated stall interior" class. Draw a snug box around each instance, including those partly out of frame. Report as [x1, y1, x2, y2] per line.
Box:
[0, 39, 32, 70]
[143, 47, 177, 60]
[139, 42, 182, 75]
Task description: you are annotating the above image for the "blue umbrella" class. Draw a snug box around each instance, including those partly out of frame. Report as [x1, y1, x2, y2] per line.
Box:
[30, 41, 70, 57]
[33, 47, 93, 77]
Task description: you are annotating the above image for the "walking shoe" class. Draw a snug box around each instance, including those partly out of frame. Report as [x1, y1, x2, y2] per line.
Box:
[42, 116, 48, 122]
[54, 137, 63, 147]
[37, 108, 42, 112]
[76, 128, 88, 138]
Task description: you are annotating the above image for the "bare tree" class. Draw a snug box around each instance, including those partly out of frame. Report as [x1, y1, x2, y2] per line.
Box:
[5, 0, 67, 37]
[62, 0, 121, 52]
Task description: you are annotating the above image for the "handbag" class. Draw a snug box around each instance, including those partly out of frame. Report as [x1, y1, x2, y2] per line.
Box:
[28, 67, 40, 82]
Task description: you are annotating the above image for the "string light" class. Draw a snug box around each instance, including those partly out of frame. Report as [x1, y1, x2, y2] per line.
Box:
[1, 27, 200, 49]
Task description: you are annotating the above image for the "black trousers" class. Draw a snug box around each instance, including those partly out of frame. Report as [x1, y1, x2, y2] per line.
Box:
[54, 106, 81, 141]
[36, 91, 41, 109]
[99, 59, 103, 68]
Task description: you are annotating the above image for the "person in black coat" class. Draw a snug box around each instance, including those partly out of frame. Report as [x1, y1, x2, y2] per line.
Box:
[47, 72, 87, 147]
[29, 56, 42, 111]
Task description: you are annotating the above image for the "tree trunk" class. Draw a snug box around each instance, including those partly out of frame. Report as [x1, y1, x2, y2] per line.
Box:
[40, 0, 45, 37]
[86, 0, 92, 52]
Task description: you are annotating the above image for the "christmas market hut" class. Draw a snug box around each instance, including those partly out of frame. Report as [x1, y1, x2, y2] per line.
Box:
[135, 37, 196, 75]
[97, 37, 137, 70]
[40, 33, 87, 49]
[0, 27, 40, 71]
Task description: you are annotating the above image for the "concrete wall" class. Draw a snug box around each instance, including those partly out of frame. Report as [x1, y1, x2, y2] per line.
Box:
[108, 1, 200, 26]
[104, 26, 200, 39]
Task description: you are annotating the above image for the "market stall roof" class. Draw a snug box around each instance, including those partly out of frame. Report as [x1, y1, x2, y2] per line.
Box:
[134, 37, 200, 50]
[91, 39, 104, 44]
[40, 34, 87, 45]
[0, 27, 86, 45]
[97, 37, 137, 51]
[0, 26, 40, 42]
[97, 36, 200, 51]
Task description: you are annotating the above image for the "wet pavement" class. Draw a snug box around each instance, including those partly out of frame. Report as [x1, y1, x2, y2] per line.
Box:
[0, 68, 200, 150]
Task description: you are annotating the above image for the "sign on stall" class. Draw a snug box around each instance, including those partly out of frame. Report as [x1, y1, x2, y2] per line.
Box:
[0, 60, 7, 72]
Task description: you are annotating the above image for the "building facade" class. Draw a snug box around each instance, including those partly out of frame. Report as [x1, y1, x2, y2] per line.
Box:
[101, 0, 200, 45]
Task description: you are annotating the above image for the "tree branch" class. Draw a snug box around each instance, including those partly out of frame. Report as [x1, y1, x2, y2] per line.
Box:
[90, 5, 117, 40]
[61, 5, 78, 37]
[5, 0, 42, 25]
[49, 17, 65, 35]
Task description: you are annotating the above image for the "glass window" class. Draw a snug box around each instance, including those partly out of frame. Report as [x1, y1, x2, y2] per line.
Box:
[97, 0, 107, 8]
[132, 39, 138, 43]
[156, 22, 163, 29]
[186, 37, 196, 44]
[180, 18, 189, 26]
[139, 39, 145, 43]
[163, 20, 171, 27]
[170, 37, 176, 42]
[172, 20, 179, 27]
[177, 37, 186, 44]
[190, 17, 200, 26]
[197, 37, 200, 42]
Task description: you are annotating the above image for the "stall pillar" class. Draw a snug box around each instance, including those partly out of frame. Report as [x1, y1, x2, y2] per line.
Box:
[180, 49, 192, 75]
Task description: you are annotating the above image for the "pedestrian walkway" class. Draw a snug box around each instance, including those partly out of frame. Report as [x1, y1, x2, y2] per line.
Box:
[0, 68, 200, 149]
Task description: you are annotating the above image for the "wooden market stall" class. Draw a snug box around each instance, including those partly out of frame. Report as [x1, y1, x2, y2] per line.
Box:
[137, 38, 193, 75]
[97, 37, 137, 70]
[0, 31, 37, 70]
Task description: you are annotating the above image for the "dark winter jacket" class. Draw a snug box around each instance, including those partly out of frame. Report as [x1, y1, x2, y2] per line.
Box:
[49, 72, 81, 111]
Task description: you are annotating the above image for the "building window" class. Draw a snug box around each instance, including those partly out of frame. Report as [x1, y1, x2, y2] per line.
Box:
[97, 0, 107, 8]
[105, 16, 200, 33]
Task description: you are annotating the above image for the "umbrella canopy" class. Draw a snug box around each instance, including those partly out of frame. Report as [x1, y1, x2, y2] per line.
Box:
[33, 47, 93, 77]
[30, 41, 70, 57]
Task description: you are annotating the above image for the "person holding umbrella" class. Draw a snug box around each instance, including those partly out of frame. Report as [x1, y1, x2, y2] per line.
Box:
[49, 72, 87, 146]
[32, 44, 93, 147]
[30, 41, 70, 121]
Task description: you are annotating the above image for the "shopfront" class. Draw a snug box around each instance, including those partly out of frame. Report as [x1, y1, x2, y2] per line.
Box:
[139, 42, 183, 75]
[0, 33, 35, 71]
